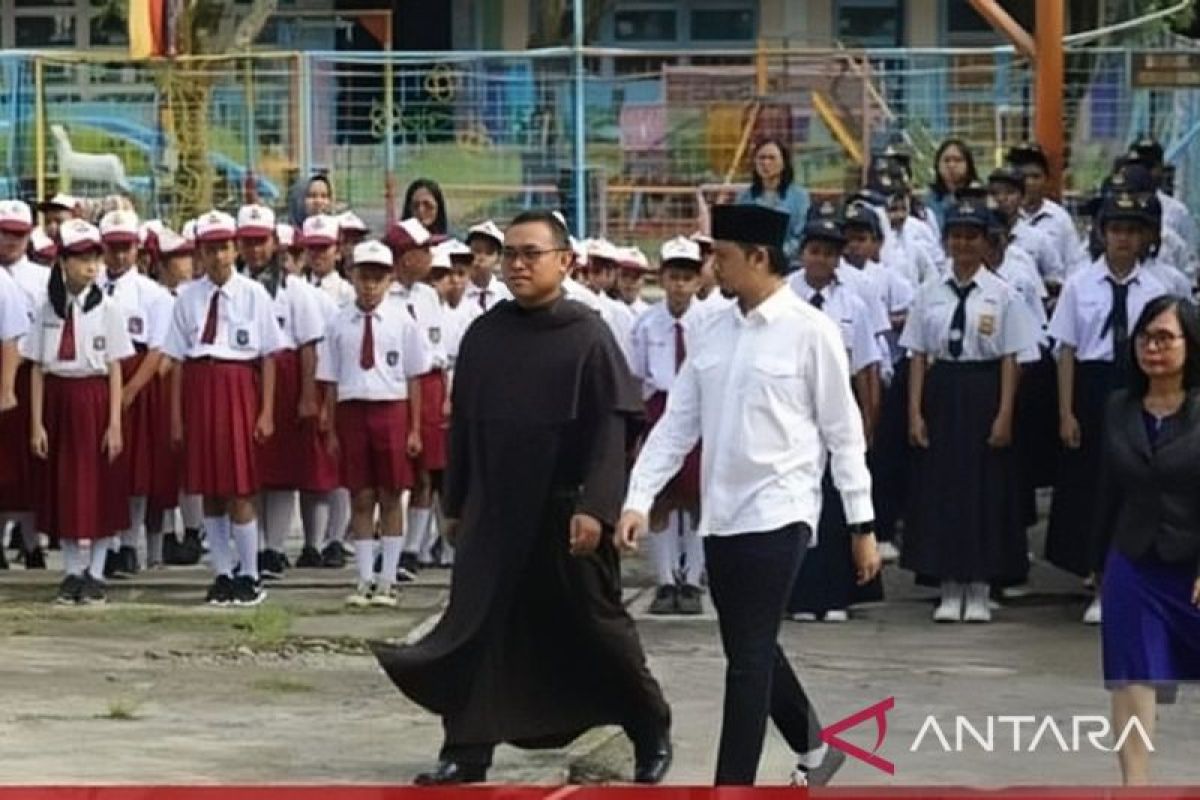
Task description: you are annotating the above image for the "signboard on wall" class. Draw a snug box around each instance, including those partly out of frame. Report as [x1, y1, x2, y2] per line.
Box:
[1131, 51, 1200, 88]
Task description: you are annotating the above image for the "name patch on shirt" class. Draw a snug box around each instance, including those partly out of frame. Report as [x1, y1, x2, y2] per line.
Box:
[428, 327, 441, 345]
[235, 329, 250, 347]
[978, 313, 996, 336]
[386, 351, 399, 367]
[92, 336, 106, 351]
[128, 316, 143, 336]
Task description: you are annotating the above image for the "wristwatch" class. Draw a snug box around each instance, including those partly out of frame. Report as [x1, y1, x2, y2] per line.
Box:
[847, 521, 875, 536]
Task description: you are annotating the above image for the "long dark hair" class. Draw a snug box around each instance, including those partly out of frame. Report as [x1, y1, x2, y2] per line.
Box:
[931, 138, 979, 199]
[48, 261, 101, 321]
[749, 139, 794, 198]
[1127, 296, 1200, 397]
[402, 178, 448, 234]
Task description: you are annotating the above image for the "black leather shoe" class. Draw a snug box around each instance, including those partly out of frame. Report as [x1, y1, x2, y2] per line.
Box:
[633, 729, 673, 784]
[413, 760, 487, 786]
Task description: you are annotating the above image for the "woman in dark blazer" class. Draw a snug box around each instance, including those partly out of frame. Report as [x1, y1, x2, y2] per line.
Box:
[1096, 294, 1200, 786]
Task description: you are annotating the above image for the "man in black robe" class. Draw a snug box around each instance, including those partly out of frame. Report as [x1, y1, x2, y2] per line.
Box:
[371, 209, 673, 785]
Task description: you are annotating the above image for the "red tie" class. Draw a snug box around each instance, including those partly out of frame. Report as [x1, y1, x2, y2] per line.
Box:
[57, 305, 76, 361]
[360, 313, 375, 370]
[673, 321, 686, 373]
[200, 291, 220, 345]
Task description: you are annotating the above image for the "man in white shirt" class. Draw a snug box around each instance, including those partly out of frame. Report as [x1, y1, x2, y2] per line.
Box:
[616, 204, 880, 788]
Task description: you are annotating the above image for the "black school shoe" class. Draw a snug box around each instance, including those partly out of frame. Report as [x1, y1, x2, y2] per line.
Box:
[320, 541, 346, 568]
[295, 545, 323, 568]
[79, 574, 108, 605]
[231, 575, 267, 607]
[205, 575, 236, 606]
[258, 549, 288, 580]
[55, 574, 84, 605]
[164, 529, 203, 566]
[0, 545, 8, 570]
[677, 584, 703, 615]
[111, 546, 140, 578]
[648, 585, 678, 615]
[24, 547, 47, 570]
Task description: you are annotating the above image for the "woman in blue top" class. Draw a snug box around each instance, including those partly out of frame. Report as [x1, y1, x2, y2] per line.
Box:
[735, 139, 809, 264]
[927, 139, 980, 231]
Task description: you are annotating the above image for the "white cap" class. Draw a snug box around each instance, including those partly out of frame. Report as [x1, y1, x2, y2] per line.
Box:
[30, 227, 57, 258]
[138, 219, 165, 247]
[586, 237, 621, 264]
[615, 246, 649, 272]
[337, 211, 368, 234]
[386, 217, 444, 252]
[194, 210, 237, 243]
[236, 204, 276, 238]
[60, 219, 103, 254]
[466, 219, 504, 246]
[158, 228, 194, 257]
[352, 240, 393, 268]
[302, 214, 339, 247]
[570, 236, 588, 266]
[0, 200, 33, 234]
[41, 193, 80, 213]
[275, 223, 296, 249]
[429, 245, 452, 271]
[435, 238, 472, 260]
[660, 235, 702, 264]
[181, 219, 198, 242]
[689, 230, 714, 247]
[99, 209, 140, 244]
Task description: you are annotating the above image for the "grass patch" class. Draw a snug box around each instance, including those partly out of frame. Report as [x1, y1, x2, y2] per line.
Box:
[251, 676, 315, 695]
[230, 606, 292, 649]
[98, 696, 143, 721]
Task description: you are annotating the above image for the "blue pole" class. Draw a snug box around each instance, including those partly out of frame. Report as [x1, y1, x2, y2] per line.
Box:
[573, 0, 586, 236]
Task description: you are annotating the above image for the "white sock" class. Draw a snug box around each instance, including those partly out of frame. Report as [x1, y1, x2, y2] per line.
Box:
[232, 521, 259, 580]
[180, 493, 204, 530]
[379, 535, 404, 589]
[417, 513, 439, 562]
[797, 743, 828, 770]
[404, 508, 431, 555]
[327, 489, 350, 544]
[649, 512, 682, 586]
[204, 515, 232, 576]
[62, 540, 84, 576]
[300, 491, 331, 550]
[439, 539, 455, 566]
[940, 580, 963, 602]
[680, 515, 705, 588]
[89, 537, 114, 580]
[354, 540, 376, 585]
[122, 496, 148, 550]
[146, 532, 164, 565]
[264, 491, 296, 553]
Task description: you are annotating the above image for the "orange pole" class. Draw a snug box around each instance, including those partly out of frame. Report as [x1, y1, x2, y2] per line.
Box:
[967, 0, 1035, 59]
[1035, 0, 1065, 198]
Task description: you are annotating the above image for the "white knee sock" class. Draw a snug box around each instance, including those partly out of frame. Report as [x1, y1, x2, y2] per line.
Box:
[680, 514, 705, 588]
[146, 531, 164, 565]
[379, 535, 404, 590]
[300, 491, 331, 550]
[122, 496, 148, 550]
[417, 513, 440, 562]
[405, 508, 431, 555]
[327, 488, 350, 545]
[180, 494, 204, 530]
[264, 491, 296, 553]
[354, 540, 376, 585]
[62, 540, 84, 576]
[89, 537, 114, 580]
[204, 515, 232, 576]
[649, 511, 682, 586]
[232, 521, 259, 580]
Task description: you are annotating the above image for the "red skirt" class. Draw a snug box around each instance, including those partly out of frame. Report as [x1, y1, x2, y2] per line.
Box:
[336, 400, 413, 493]
[0, 363, 35, 511]
[181, 360, 261, 498]
[412, 370, 448, 472]
[258, 348, 302, 489]
[644, 391, 701, 514]
[145, 368, 180, 513]
[120, 351, 159, 497]
[37, 375, 130, 540]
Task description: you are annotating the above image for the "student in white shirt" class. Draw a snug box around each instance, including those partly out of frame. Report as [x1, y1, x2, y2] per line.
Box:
[0, 262, 30, 556]
[581, 238, 637, 364]
[24, 220, 134, 605]
[304, 214, 356, 307]
[987, 165, 1067, 292]
[629, 236, 706, 616]
[616, 246, 652, 317]
[336, 210, 369, 274]
[1046, 194, 1170, 624]
[787, 218, 885, 624]
[463, 220, 511, 311]
[1008, 143, 1088, 278]
[319, 240, 426, 606]
[618, 204, 880, 788]
[163, 210, 285, 607]
[98, 209, 173, 575]
[900, 200, 1038, 624]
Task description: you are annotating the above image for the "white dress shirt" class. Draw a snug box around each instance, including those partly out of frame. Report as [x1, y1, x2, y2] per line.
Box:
[562, 275, 603, 310]
[162, 272, 285, 362]
[0, 267, 30, 342]
[900, 266, 1037, 362]
[1140, 254, 1192, 299]
[624, 284, 873, 542]
[1047, 258, 1169, 362]
[629, 299, 699, 397]
[388, 280, 450, 371]
[99, 268, 172, 351]
[463, 275, 512, 312]
[1155, 227, 1198, 286]
[22, 292, 134, 378]
[309, 270, 356, 308]
[1022, 199, 1087, 278]
[992, 249, 1048, 361]
[4, 257, 49, 327]
[316, 300, 430, 402]
[1011, 218, 1066, 285]
[835, 262, 891, 336]
[254, 274, 326, 350]
[1159, 190, 1199, 255]
[441, 299, 482, 369]
[627, 296, 651, 318]
[789, 275, 883, 374]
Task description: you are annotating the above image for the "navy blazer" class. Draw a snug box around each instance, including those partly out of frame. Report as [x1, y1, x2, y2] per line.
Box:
[1096, 388, 1200, 578]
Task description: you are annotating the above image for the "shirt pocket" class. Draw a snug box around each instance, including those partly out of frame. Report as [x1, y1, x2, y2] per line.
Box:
[746, 354, 800, 407]
[226, 307, 260, 352]
[972, 297, 1002, 358]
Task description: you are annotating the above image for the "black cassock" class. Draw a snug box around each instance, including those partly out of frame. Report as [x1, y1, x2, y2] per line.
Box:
[372, 296, 670, 750]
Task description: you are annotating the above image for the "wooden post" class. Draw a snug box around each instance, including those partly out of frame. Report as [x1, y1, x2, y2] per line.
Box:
[1035, 0, 1065, 198]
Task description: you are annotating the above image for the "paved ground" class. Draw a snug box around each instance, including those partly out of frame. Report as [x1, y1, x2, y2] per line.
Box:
[1, 518, 1197, 788]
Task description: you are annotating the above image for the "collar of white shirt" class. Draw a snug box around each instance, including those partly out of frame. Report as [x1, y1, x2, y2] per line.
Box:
[734, 283, 793, 327]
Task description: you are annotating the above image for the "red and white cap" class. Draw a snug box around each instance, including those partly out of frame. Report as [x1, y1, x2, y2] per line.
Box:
[99, 209, 140, 244]
[275, 223, 297, 249]
[570, 237, 589, 267]
[59, 219, 104, 254]
[302, 214, 339, 247]
[385, 217, 445, 254]
[158, 228, 194, 257]
[435, 238, 472, 262]
[0, 200, 33, 235]
[39, 193, 81, 214]
[466, 219, 504, 246]
[29, 227, 58, 259]
[337, 211, 368, 235]
[194, 210, 237, 243]
[352, 240, 393, 268]
[181, 219, 198, 242]
[616, 246, 649, 272]
[236, 204, 276, 238]
[139, 219, 165, 248]
[585, 237, 621, 264]
[689, 231, 714, 249]
[660, 235, 702, 264]
[429, 245, 452, 271]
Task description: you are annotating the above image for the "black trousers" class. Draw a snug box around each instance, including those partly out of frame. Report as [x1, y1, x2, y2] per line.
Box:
[705, 522, 822, 786]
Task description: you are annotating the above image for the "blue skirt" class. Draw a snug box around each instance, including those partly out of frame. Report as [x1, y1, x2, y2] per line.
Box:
[1102, 547, 1200, 697]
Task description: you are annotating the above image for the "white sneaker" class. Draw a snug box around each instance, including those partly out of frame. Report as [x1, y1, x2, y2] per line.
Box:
[933, 582, 964, 622]
[789, 611, 818, 622]
[345, 582, 373, 607]
[822, 609, 849, 623]
[877, 541, 900, 563]
[962, 583, 992, 623]
[1082, 597, 1102, 625]
[370, 584, 399, 608]
[1001, 584, 1029, 599]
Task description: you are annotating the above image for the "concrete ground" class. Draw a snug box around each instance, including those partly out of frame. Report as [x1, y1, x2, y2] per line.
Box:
[0, 519, 1197, 788]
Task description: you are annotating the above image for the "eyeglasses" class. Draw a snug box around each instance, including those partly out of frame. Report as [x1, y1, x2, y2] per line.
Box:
[500, 246, 568, 264]
[1134, 331, 1184, 351]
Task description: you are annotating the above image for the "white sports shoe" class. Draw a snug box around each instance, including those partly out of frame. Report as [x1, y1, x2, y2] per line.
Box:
[370, 584, 400, 608]
[1082, 597, 1102, 625]
[933, 582, 964, 622]
[345, 583, 373, 607]
[822, 609, 849, 623]
[962, 583, 992, 623]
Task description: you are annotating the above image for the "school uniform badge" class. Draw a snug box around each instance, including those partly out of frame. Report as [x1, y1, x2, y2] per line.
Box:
[386, 351, 399, 367]
[92, 336, 106, 351]
[429, 327, 441, 344]
[128, 316, 143, 335]
[978, 314, 996, 336]
[235, 329, 250, 347]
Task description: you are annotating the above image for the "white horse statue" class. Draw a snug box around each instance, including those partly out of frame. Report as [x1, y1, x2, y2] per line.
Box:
[51, 124, 131, 192]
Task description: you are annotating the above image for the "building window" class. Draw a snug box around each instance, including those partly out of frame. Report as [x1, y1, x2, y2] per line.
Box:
[837, 0, 904, 47]
[691, 8, 755, 41]
[944, 0, 1034, 45]
[604, 1, 757, 46]
[613, 9, 678, 42]
[16, 14, 77, 47]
